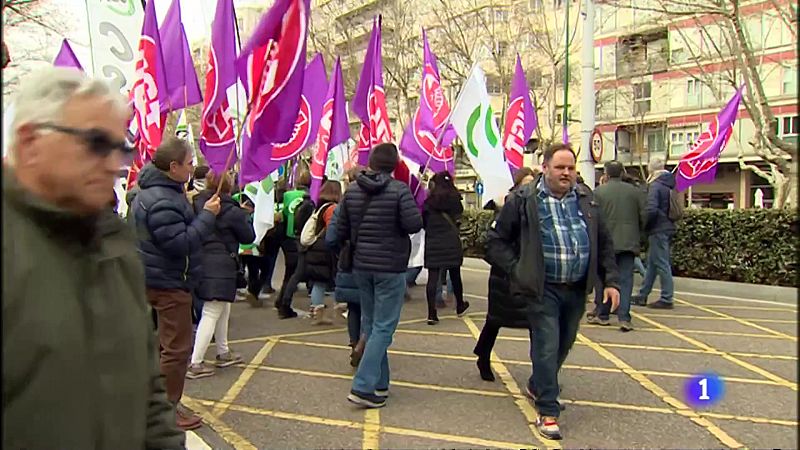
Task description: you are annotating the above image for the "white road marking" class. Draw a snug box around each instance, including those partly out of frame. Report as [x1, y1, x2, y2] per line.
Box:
[186, 431, 212, 450]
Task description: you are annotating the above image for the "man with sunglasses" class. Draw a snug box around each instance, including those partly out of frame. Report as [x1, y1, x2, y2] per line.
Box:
[3, 68, 185, 448]
[129, 138, 221, 431]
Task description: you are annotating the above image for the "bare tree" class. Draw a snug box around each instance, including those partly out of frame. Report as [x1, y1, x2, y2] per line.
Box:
[2, 0, 72, 99]
[606, 0, 798, 208]
[516, 1, 582, 153]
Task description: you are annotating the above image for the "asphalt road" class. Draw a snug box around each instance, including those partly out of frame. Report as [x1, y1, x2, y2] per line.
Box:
[185, 258, 798, 449]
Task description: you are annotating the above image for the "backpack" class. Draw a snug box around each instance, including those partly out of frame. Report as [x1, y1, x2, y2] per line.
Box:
[668, 188, 685, 222]
[300, 202, 335, 247]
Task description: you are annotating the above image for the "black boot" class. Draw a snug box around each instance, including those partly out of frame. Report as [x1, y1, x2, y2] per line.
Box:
[476, 356, 495, 382]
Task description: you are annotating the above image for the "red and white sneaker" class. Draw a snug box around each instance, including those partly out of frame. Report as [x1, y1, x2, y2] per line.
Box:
[534, 415, 563, 440]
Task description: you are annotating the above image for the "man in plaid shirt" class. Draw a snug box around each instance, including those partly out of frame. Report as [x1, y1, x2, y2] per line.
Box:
[486, 143, 620, 440]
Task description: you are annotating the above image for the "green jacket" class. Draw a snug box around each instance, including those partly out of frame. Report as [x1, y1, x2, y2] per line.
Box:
[593, 178, 647, 255]
[2, 170, 184, 449]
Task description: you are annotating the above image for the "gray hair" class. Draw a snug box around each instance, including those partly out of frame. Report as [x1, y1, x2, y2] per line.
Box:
[6, 67, 130, 165]
[648, 156, 665, 173]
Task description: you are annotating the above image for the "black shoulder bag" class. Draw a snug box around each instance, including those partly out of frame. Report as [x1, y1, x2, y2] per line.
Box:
[338, 194, 374, 272]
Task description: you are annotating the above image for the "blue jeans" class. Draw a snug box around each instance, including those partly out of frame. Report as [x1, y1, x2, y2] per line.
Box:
[405, 267, 422, 286]
[310, 283, 326, 307]
[435, 270, 454, 302]
[638, 233, 674, 303]
[352, 271, 406, 394]
[528, 283, 585, 418]
[634, 256, 646, 276]
[595, 252, 634, 322]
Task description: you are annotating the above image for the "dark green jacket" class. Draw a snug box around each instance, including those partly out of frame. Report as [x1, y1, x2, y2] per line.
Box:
[2, 170, 184, 450]
[593, 179, 647, 255]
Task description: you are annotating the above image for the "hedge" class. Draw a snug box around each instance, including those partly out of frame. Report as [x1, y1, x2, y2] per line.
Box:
[459, 208, 798, 287]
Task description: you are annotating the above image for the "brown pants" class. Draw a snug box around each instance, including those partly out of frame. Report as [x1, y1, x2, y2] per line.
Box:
[147, 288, 193, 404]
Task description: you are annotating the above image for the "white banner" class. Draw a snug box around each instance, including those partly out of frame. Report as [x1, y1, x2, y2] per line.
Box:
[85, 0, 145, 93]
[451, 65, 513, 206]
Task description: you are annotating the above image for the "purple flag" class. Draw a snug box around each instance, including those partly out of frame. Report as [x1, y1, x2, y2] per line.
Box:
[240, 54, 327, 184]
[199, 0, 238, 173]
[502, 55, 535, 172]
[238, 0, 310, 148]
[159, 0, 203, 113]
[675, 86, 744, 192]
[399, 29, 456, 174]
[131, 0, 170, 155]
[53, 39, 83, 71]
[309, 57, 349, 202]
[352, 16, 393, 166]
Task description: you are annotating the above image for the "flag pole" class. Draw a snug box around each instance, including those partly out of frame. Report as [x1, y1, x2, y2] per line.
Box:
[232, 4, 244, 175]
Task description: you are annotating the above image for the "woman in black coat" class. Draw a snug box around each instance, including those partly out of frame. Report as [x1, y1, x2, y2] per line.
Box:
[473, 167, 537, 382]
[187, 172, 256, 379]
[423, 171, 468, 324]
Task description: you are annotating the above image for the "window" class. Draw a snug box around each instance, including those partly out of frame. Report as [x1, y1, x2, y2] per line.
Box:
[528, 68, 543, 88]
[670, 128, 700, 156]
[486, 76, 503, 94]
[782, 66, 797, 96]
[781, 116, 799, 136]
[646, 130, 666, 153]
[494, 9, 509, 22]
[496, 41, 509, 58]
[633, 82, 651, 115]
[530, 0, 543, 11]
[686, 78, 700, 106]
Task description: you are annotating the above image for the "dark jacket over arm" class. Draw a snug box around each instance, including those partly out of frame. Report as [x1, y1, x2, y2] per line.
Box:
[336, 171, 422, 273]
[487, 181, 619, 303]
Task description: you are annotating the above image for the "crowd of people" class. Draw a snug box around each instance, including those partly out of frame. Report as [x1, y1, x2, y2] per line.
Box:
[4, 67, 681, 447]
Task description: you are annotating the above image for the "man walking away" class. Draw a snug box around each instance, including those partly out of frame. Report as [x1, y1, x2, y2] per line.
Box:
[487, 143, 620, 440]
[3, 67, 184, 449]
[334, 143, 422, 408]
[632, 156, 676, 309]
[590, 161, 646, 331]
[130, 138, 221, 430]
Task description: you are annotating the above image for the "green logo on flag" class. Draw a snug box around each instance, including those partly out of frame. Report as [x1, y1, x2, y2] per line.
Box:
[465, 105, 498, 157]
[106, 0, 136, 16]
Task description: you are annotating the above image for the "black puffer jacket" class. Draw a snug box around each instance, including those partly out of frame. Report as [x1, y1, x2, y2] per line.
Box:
[192, 190, 255, 302]
[423, 193, 464, 269]
[335, 171, 423, 273]
[130, 164, 215, 290]
[483, 197, 528, 329]
[302, 202, 337, 285]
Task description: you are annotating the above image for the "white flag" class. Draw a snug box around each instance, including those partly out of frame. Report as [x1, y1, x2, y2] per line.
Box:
[175, 111, 198, 165]
[85, 0, 145, 93]
[243, 177, 275, 245]
[450, 65, 513, 206]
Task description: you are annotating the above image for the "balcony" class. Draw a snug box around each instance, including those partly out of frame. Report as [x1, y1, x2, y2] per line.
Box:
[615, 28, 669, 79]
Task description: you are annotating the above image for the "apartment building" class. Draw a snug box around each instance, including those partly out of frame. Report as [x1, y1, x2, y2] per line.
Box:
[591, 0, 796, 208]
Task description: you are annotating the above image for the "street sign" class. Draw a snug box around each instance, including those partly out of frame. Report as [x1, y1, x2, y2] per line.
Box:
[475, 181, 484, 196]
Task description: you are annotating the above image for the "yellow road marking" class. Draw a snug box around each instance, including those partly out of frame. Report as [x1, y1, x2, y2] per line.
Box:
[633, 312, 798, 391]
[182, 396, 258, 450]
[237, 363, 510, 397]
[363, 409, 380, 450]
[278, 338, 792, 387]
[673, 297, 798, 341]
[695, 304, 798, 312]
[396, 329, 797, 361]
[212, 339, 278, 417]
[583, 324, 789, 340]
[643, 313, 797, 324]
[577, 334, 743, 448]
[462, 317, 561, 449]
[191, 397, 539, 449]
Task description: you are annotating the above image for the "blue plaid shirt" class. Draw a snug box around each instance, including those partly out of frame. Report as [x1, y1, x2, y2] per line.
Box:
[536, 180, 590, 283]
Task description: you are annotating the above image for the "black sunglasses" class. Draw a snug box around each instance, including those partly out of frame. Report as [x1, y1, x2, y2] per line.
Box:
[37, 123, 133, 157]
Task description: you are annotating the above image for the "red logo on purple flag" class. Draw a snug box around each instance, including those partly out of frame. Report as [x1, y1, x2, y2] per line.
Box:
[311, 99, 334, 180]
[273, 94, 312, 159]
[503, 97, 527, 170]
[368, 87, 392, 144]
[201, 48, 235, 146]
[422, 64, 449, 126]
[248, 1, 306, 132]
[678, 117, 733, 181]
[132, 36, 162, 150]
